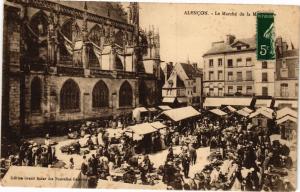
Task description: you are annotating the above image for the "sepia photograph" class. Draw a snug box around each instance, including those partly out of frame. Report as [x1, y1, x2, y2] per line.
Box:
[0, 0, 299, 191]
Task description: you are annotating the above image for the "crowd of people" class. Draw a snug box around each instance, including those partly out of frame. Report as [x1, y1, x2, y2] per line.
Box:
[0, 107, 296, 191]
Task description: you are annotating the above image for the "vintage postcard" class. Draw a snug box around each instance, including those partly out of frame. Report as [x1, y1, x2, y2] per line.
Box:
[0, 0, 299, 191]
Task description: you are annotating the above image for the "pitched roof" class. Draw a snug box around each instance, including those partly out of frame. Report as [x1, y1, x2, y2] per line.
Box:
[161, 106, 200, 122]
[53, 1, 128, 23]
[209, 109, 227, 116]
[283, 49, 299, 57]
[203, 37, 256, 56]
[276, 107, 298, 119]
[249, 110, 273, 119]
[179, 63, 202, 79]
[277, 115, 297, 125]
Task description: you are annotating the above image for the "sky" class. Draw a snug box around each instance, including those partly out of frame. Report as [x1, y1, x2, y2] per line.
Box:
[137, 3, 300, 67]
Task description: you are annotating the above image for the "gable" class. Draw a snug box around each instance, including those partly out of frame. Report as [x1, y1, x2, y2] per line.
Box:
[231, 41, 250, 49]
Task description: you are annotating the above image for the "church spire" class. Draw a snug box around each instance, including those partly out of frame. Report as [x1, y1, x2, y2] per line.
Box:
[82, 2, 88, 41]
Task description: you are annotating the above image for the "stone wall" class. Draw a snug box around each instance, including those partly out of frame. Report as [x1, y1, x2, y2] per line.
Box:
[4, 5, 22, 133]
[24, 74, 139, 128]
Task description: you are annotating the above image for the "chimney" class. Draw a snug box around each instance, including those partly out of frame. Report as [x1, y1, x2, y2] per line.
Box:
[275, 37, 283, 57]
[163, 62, 174, 82]
[226, 34, 236, 44]
[192, 62, 198, 69]
[282, 42, 288, 53]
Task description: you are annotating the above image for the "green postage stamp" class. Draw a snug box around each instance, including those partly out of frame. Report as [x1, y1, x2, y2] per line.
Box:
[256, 12, 276, 60]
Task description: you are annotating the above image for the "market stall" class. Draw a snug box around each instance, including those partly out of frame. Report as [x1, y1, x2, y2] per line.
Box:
[276, 107, 298, 119]
[158, 105, 172, 111]
[235, 109, 250, 117]
[150, 121, 168, 134]
[249, 109, 273, 132]
[159, 106, 201, 122]
[126, 123, 159, 154]
[132, 107, 149, 122]
[277, 115, 297, 141]
[223, 105, 237, 113]
[203, 97, 253, 108]
[209, 109, 227, 117]
[148, 107, 159, 119]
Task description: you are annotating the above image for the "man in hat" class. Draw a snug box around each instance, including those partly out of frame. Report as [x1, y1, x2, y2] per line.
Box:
[81, 156, 88, 175]
[163, 161, 175, 185]
[45, 134, 52, 146]
[86, 136, 94, 150]
[166, 147, 174, 161]
[182, 153, 191, 178]
[73, 140, 81, 154]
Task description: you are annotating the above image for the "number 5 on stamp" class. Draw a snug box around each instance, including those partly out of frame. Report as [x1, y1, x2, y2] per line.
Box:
[256, 12, 276, 60]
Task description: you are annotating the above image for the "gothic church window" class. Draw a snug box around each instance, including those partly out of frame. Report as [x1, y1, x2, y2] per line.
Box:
[92, 81, 109, 108]
[115, 30, 125, 46]
[89, 25, 104, 47]
[115, 55, 124, 70]
[60, 79, 80, 111]
[29, 11, 49, 64]
[31, 77, 42, 112]
[61, 19, 81, 41]
[119, 81, 133, 107]
[88, 46, 100, 68]
[30, 11, 49, 37]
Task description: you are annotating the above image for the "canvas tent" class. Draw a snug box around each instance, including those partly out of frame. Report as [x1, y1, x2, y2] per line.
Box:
[148, 107, 158, 112]
[126, 123, 157, 135]
[241, 107, 253, 113]
[203, 97, 252, 107]
[276, 115, 297, 141]
[209, 109, 227, 116]
[1, 166, 87, 188]
[158, 105, 172, 111]
[277, 115, 297, 124]
[150, 121, 167, 130]
[236, 109, 250, 117]
[160, 106, 200, 122]
[258, 106, 274, 113]
[249, 109, 273, 129]
[162, 97, 176, 104]
[132, 107, 148, 121]
[249, 110, 273, 119]
[276, 107, 298, 120]
[226, 105, 237, 112]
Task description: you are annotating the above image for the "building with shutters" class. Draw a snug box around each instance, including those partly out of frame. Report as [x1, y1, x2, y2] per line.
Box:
[202, 34, 275, 98]
[162, 62, 202, 107]
[2, 0, 161, 135]
[274, 37, 299, 109]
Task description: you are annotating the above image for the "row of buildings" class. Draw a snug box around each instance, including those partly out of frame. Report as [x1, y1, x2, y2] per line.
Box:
[2, 0, 162, 136]
[2, 0, 298, 136]
[202, 34, 298, 108]
[161, 35, 298, 110]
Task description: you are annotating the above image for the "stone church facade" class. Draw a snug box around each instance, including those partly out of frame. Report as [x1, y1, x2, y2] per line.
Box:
[2, 0, 161, 135]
